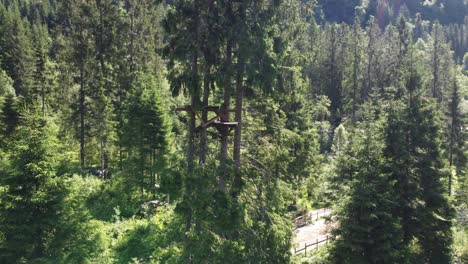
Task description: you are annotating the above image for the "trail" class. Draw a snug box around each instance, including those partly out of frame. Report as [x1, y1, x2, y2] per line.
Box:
[292, 208, 334, 254]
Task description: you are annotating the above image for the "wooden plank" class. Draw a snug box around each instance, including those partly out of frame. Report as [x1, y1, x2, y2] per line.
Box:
[213, 121, 238, 127]
[176, 105, 237, 113]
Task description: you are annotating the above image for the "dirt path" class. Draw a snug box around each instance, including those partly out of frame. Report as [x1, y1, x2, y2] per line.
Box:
[292, 208, 334, 253]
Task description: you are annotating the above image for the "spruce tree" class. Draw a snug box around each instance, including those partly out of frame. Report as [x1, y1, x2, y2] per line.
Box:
[0, 111, 64, 262]
[31, 22, 54, 116]
[0, 69, 15, 149]
[428, 21, 453, 102]
[348, 16, 364, 122]
[392, 57, 454, 263]
[331, 103, 408, 264]
[122, 72, 172, 196]
[0, 4, 35, 102]
[448, 78, 467, 195]
[410, 95, 453, 263]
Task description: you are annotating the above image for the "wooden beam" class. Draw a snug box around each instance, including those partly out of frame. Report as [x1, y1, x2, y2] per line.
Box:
[213, 121, 238, 127]
[176, 105, 238, 113]
[195, 114, 220, 132]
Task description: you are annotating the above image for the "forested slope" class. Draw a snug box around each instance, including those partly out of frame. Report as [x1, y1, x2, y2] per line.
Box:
[0, 0, 466, 263]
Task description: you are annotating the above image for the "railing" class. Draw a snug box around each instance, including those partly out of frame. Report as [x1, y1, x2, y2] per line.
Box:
[293, 235, 334, 255]
[293, 207, 331, 229]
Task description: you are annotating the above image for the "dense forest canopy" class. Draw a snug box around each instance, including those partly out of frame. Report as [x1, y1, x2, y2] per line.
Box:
[0, 0, 467, 263]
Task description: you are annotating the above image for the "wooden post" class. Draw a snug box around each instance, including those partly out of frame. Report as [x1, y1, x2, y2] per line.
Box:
[316, 238, 318, 249]
[326, 235, 328, 245]
[304, 243, 307, 256]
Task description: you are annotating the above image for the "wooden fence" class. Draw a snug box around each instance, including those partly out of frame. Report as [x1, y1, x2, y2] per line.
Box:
[293, 235, 334, 256]
[293, 207, 331, 229]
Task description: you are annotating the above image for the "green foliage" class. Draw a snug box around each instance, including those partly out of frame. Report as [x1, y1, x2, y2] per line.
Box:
[0, 3, 35, 101]
[86, 172, 147, 221]
[0, 1, 465, 263]
[331, 124, 347, 155]
[406, 75, 453, 263]
[51, 176, 113, 263]
[0, 111, 63, 262]
[113, 206, 183, 264]
[0, 69, 15, 147]
[454, 227, 468, 264]
[122, 72, 173, 196]
[330, 103, 409, 264]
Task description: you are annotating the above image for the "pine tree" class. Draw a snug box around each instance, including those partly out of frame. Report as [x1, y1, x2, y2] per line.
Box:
[0, 4, 35, 102]
[428, 21, 453, 102]
[324, 23, 345, 125]
[383, 99, 415, 244]
[60, 0, 95, 168]
[122, 72, 172, 196]
[164, 1, 203, 260]
[0, 69, 16, 149]
[448, 77, 466, 195]
[363, 16, 379, 100]
[343, 16, 364, 122]
[399, 58, 453, 262]
[331, 123, 348, 155]
[0, 111, 64, 261]
[31, 22, 55, 116]
[409, 94, 453, 263]
[331, 103, 408, 264]
[413, 13, 424, 41]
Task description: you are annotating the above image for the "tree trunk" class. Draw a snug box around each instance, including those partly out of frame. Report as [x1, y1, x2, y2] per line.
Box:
[364, 24, 374, 100]
[79, 58, 86, 169]
[449, 123, 453, 196]
[96, 0, 106, 76]
[352, 34, 358, 123]
[432, 31, 439, 100]
[448, 80, 458, 196]
[200, 60, 210, 165]
[219, 41, 232, 192]
[234, 57, 243, 169]
[184, 50, 198, 264]
[41, 74, 45, 116]
[232, 52, 244, 197]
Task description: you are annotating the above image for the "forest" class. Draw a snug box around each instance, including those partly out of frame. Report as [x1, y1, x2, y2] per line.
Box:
[0, 0, 467, 263]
